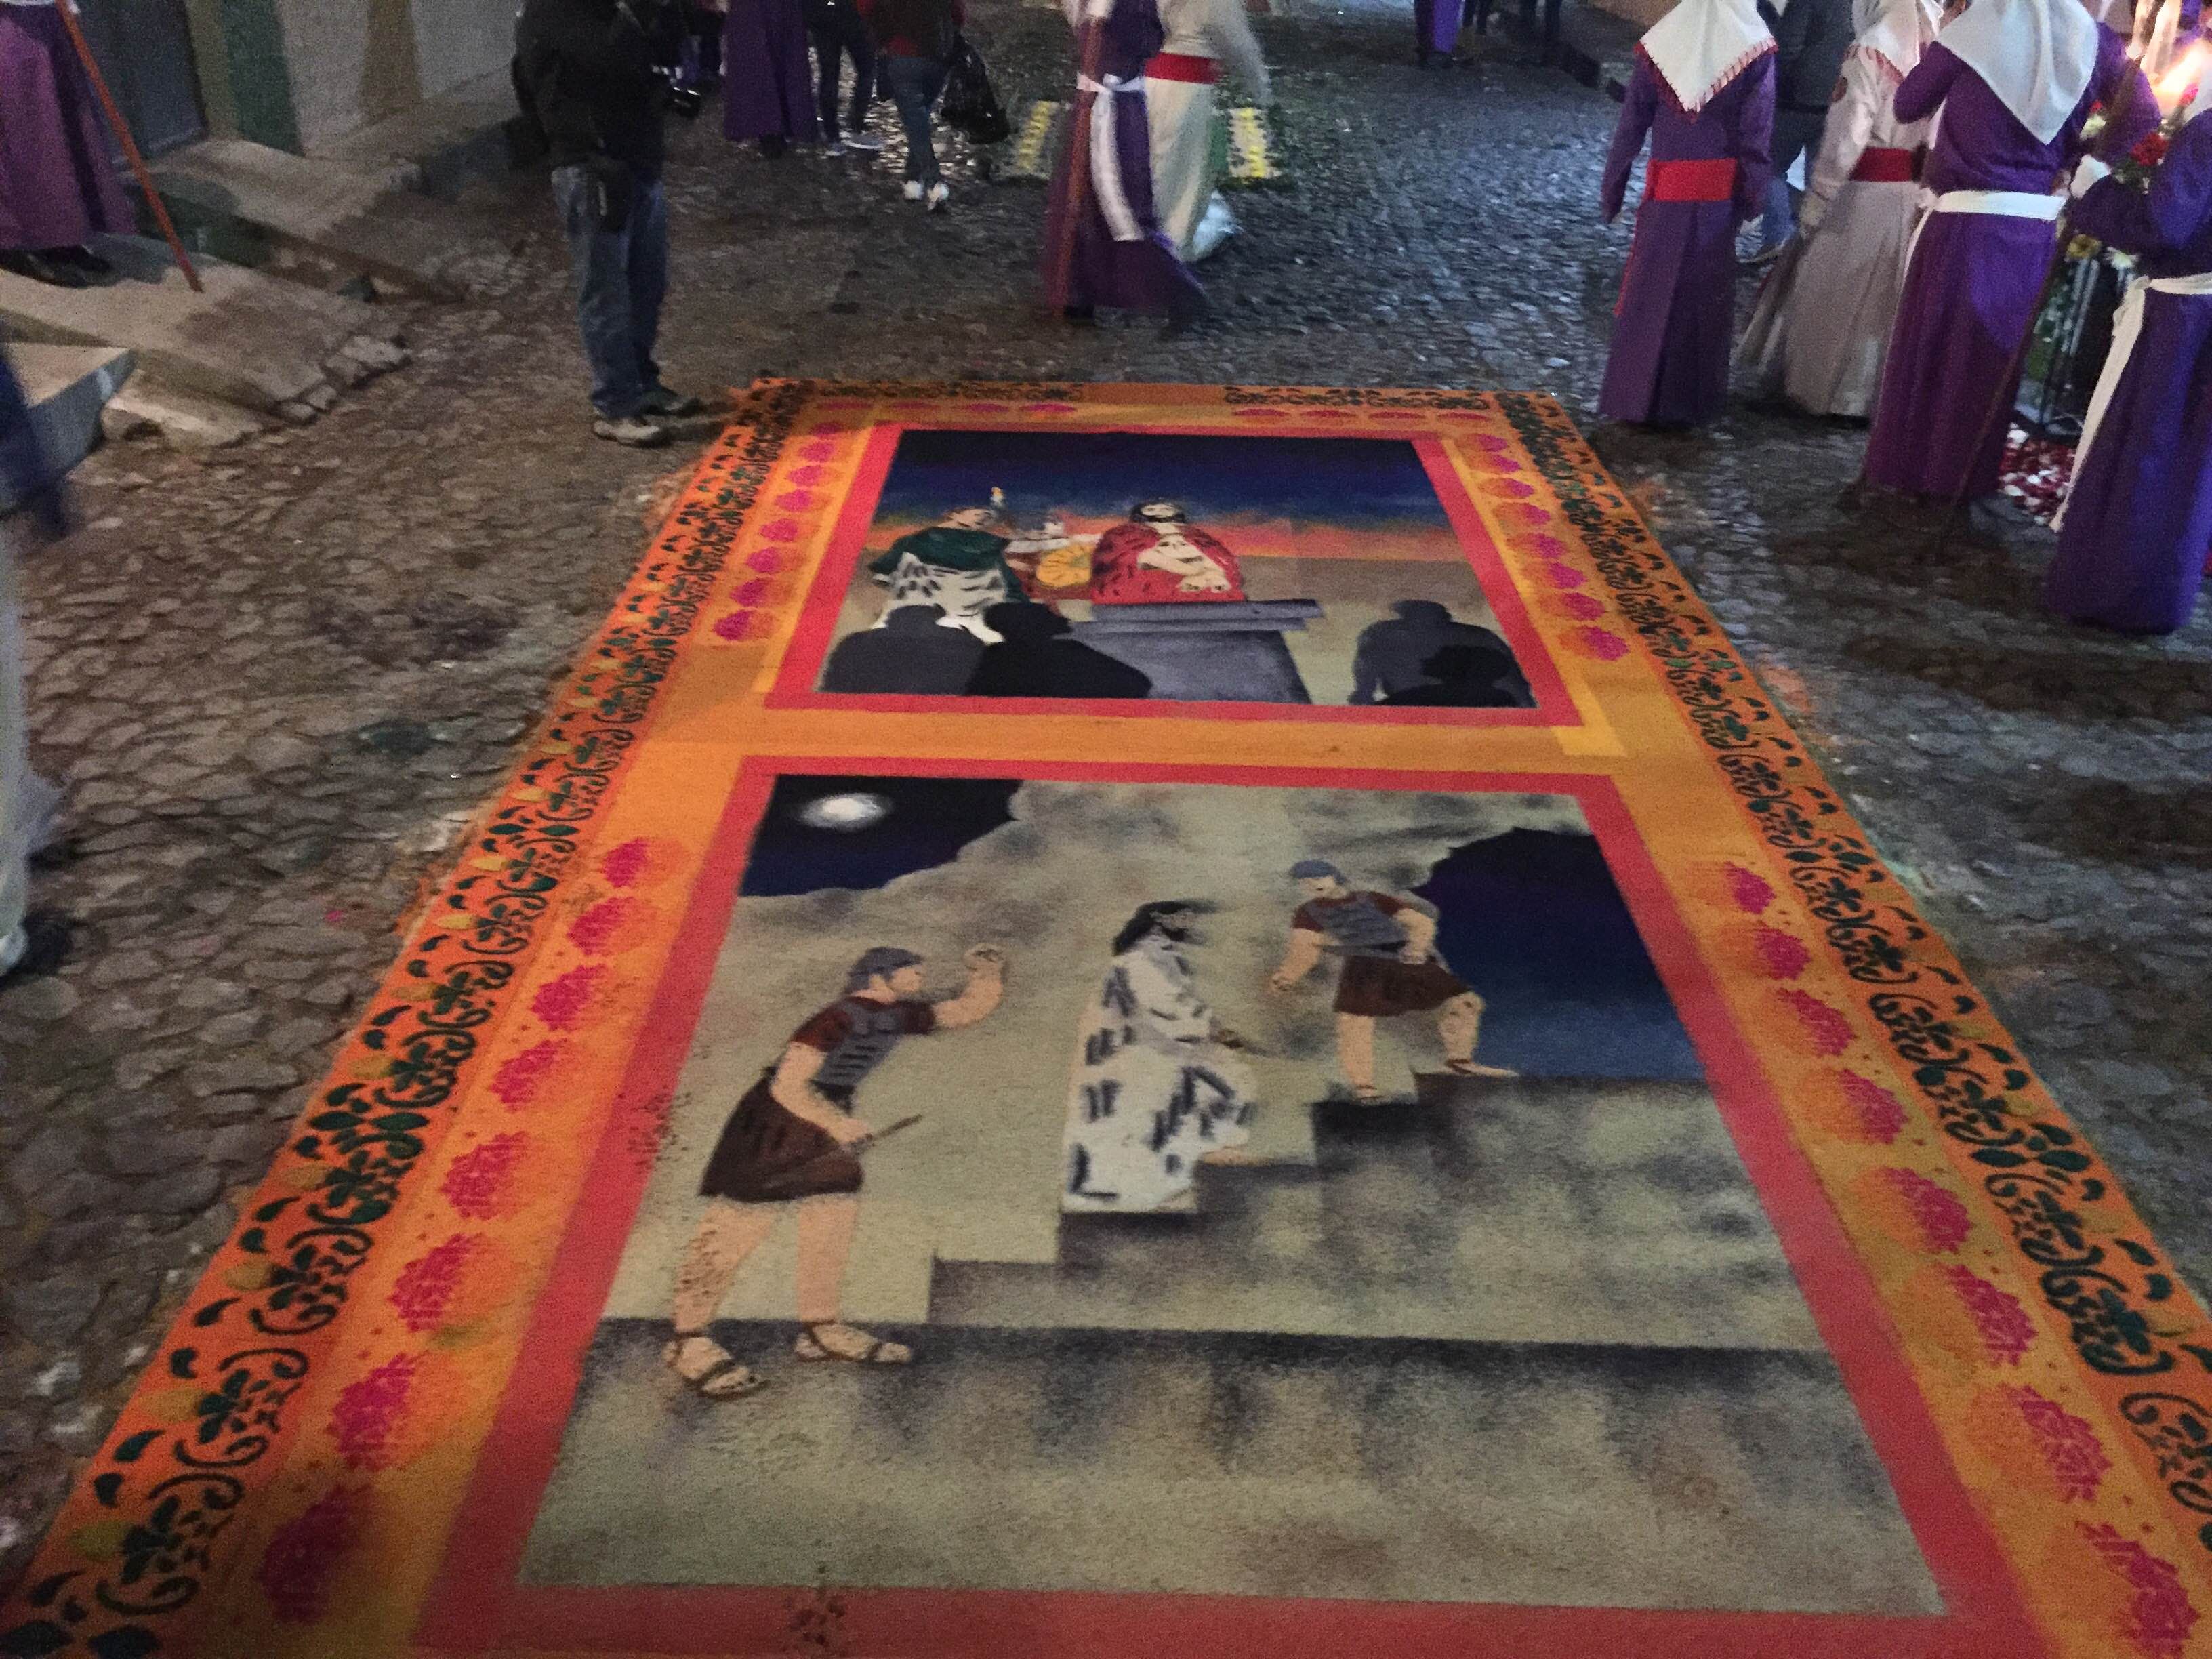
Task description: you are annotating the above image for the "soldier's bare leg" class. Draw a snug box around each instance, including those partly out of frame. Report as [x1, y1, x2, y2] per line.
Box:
[794, 1193, 911, 1364]
[1441, 991, 1515, 1078]
[1336, 1012, 1379, 1098]
[666, 1198, 780, 1397]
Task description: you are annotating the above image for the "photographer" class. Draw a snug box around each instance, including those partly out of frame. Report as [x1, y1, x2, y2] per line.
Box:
[516, 0, 705, 447]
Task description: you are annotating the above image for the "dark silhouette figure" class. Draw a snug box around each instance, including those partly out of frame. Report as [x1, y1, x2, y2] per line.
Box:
[819, 605, 985, 694]
[1380, 644, 1531, 709]
[1354, 601, 1531, 708]
[966, 604, 1153, 700]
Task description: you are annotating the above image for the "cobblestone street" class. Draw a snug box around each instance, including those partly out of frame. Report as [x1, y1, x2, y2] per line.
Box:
[3, 0, 2209, 1589]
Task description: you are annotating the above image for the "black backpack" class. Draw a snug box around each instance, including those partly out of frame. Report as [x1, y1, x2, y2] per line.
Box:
[941, 36, 1010, 144]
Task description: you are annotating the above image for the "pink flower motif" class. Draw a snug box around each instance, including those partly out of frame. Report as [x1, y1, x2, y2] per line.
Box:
[964, 403, 1011, 413]
[746, 547, 783, 573]
[1231, 408, 1288, 420]
[2081, 1524, 2200, 1657]
[1309, 409, 1355, 421]
[530, 965, 605, 1033]
[1837, 1069, 1907, 1142]
[1542, 561, 1587, 590]
[774, 490, 817, 512]
[491, 1040, 565, 1109]
[601, 840, 651, 888]
[1467, 433, 1512, 451]
[712, 610, 757, 642]
[2009, 1387, 2109, 1501]
[1369, 411, 1423, 422]
[1723, 863, 1775, 914]
[1466, 451, 1524, 474]
[787, 465, 827, 486]
[1502, 502, 1553, 526]
[797, 440, 838, 462]
[756, 519, 803, 544]
[1945, 1265, 2036, 1366]
[442, 1133, 527, 1221]
[1483, 478, 1537, 500]
[390, 1234, 483, 1334]
[1019, 402, 1078, 414]
[1572, 626, 1631, 661]
[1750, 924, 1810, 980]
[1521, 533, 1570, 558]
[1555, 593, 1605, 621]
[569, 897, 634, 956]
[1780, 989, 1855, 1057]
[733, 577, 773, 607]
[1879, 1168, 1971, 1253]
[329, 1355, 417, 1471]
[259, 1488, 364, 1623]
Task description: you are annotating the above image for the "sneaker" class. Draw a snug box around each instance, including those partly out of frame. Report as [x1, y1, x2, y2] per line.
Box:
[926, 181, 950, 212]
[825, 140, 848, 157]
[592, 415, 670, 448]
[845, 132, 886, 152]
[903, 179, 925, 201]
[640, 385, 705, 419]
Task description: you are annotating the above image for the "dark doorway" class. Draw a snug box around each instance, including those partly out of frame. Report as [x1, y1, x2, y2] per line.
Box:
[72, 0, 207, 157]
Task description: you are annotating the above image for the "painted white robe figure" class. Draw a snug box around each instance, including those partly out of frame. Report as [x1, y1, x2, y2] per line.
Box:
[1064, 911, 1256, 1212]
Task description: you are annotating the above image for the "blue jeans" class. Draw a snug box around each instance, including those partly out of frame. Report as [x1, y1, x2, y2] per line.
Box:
[1760, 109, 1826, 251]
[552, 163, 670, 420]
[882, 54, 949, 185]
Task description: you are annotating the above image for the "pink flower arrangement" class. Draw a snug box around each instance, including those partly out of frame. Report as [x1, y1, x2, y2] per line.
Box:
[2008, 1387, 2109, 1502]
[1555, 593, 1606, 621]
[441, 1133, 527, 1221]
[529, 966, 605, 1033]
[1573, 626, 1631, 662]
[2081, 1523, 2200, 1657]
[1723, 863, 1776, 915]
[1542, 560, 1588, 590]
[1837, 1069, 1908, 1141]
[258, 1488, 363, 1623]
[600, 839, 652, 888]
[491, 1040, 565, 1110]
[390, 1234, 483, 1334]
[1878, 1167, 1971, 1253]
[774, 490, 817, 512]
[1944, 1265, 2037, 1366]
[329, 1355, 417, 1471]
[568, 897, 634, 957]
[1780, 989, 1855, 1057]
[712, 610, 759, 642]
[756, 518, 803, 544]
[1748, 924, 1810, 980]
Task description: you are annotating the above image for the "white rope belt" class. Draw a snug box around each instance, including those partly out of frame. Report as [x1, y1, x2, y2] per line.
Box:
[1079, 74, 1148, 243]
[1920, 188, 2067, 220]
[2057, 268, 2212, 532]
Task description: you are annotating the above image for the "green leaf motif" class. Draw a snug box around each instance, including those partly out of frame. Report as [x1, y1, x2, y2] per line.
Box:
[108, 1431, 160, 1465]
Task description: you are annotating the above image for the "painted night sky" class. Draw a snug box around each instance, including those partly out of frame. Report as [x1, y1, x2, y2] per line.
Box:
[874, 430, 1452, 529]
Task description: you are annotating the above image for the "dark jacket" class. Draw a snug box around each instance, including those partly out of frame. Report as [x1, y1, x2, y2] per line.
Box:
[515, 0, 682, 173]
[1759, 0, 1855, 115]
[859, 0, 962, 59]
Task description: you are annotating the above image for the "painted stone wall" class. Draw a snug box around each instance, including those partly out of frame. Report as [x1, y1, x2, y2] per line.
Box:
[274, 0, 512, 150]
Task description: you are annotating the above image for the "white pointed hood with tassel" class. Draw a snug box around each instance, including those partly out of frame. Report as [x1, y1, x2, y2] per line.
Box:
[1936, 0, 2103, 145]
[1639, 0, 1776, 115]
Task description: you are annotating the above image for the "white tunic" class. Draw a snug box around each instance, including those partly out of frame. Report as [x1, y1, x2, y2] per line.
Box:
[1063, 937, 1256, 1213]
[1147, 0, 1269, 261]
[1738, 43, 1936, 415]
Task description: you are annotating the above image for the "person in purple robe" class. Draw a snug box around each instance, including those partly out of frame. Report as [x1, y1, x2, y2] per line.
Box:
[0, 0, 131, 289]
[1042, 0, 1208, 331]
[1414, 0, 1460, 66]
[2043, 90, 2212, 634]
[721, 0, 821, 155]
[1860, 0, 2154, 508]
[1599, 0, 1778, 426]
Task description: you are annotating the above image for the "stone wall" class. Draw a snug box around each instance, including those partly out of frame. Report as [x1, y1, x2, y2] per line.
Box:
[274, 0, 513, 150]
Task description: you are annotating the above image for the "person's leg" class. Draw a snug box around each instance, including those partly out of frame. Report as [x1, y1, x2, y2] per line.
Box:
[1335, 1012, 1378, 1095]
[668, 1198, 781, 1393]
[551, 164, 648, 422]
[809, 18, 844, 141]
[843, 7, 877, 137]
[884, 57, 935, 184]
[0, 523, 28, 970]
[627, 176, 670, 398]
[1439, 992, 1482, 1065]
[792, 1195, 913, 1360]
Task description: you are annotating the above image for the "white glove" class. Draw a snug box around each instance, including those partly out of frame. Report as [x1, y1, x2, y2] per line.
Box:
[1798, 196, 1830, 239]
[2070, 155, 2112, 199]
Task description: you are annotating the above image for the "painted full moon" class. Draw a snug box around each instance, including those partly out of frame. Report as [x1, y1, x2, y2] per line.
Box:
[798, 792, 891, 831]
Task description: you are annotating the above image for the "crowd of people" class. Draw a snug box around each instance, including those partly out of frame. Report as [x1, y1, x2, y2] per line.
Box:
[1603, 0, 2212, 636]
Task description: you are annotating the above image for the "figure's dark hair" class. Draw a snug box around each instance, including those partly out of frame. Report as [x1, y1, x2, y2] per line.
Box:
[1113, 899, 1216, 956]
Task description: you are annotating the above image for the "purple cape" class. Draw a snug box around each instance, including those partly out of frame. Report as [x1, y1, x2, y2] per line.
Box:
[0, 4, 131, 252]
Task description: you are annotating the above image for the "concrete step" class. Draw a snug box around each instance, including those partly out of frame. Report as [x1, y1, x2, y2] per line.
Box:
[153, 138, 527, 301]
[0, 345, 134, 507]
[0, 236, 407, 423]
[102, 377, 270, 451]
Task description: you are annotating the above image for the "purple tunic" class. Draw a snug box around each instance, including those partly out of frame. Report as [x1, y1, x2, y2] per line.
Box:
[1042, 0, 1204, 317]
[1599, 52, 1777, 426]
[1414, 0, 1458, 58]
[0, 3, 131, 253]
[1862, 33, 2153, 499]
[2043, 112, 2212, 634]
[722, 0, 820, 144]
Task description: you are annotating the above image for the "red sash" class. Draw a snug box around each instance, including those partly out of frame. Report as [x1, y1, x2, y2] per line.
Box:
[1644, 157, 1739, 203]
[1145, 53, 1222, 83]
[1851, 147, 1922, 183]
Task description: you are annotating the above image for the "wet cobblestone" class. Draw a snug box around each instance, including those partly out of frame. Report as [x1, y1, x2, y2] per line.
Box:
[1, 0, 2206, 1589]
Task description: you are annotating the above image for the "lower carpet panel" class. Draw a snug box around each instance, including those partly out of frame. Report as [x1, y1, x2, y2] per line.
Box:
[5, 383, 2207, 1659]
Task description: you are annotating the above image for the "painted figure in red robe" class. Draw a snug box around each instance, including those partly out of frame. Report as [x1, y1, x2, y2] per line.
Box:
[1087, 499, 1247, 603]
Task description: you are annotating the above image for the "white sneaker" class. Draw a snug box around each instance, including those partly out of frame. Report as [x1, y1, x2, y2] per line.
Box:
[825, 140, 848, 157]
[902, 179, 924, 201]
[845, 132, 886, 152]
[592, 415, 670, 448]
[926, 181, 950, 212]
